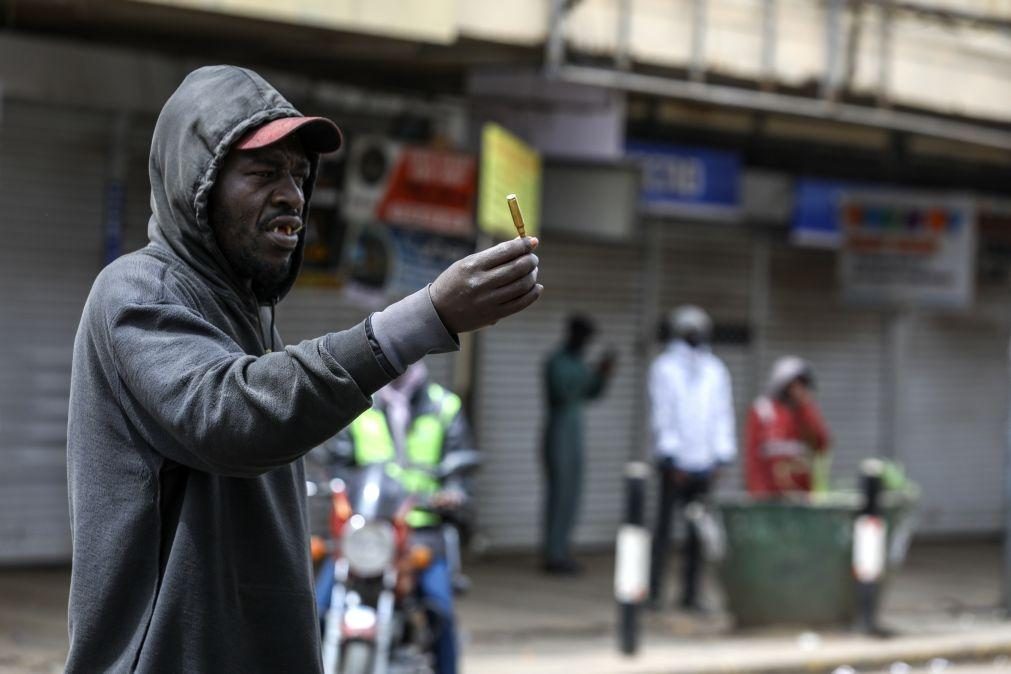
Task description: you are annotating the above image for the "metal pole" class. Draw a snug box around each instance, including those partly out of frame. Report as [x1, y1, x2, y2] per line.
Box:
[854, 459, 886, 635]
[545, 0, 568, 76]
[1004, 339, 1011, 615]
[822, 0, 845, 100]
[749, 233, 770, 406]
[760, 0, 778, 88]
[551, 64, 1011, 151]
[690, 0, 707, 82]
[866, 0, 1011, 30]
[632, 220, 662, 462]
[876, 0, 894, 106]
[615, 462, 651, 655]
[104, 112, 130, 265]
[615, 0, 632, 71]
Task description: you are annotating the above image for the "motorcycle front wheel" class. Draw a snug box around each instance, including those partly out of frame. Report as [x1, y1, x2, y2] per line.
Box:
[339, 640, 373, 674]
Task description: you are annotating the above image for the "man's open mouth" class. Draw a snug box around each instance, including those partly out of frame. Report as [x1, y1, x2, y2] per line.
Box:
[264, 216, 303, 251]
[268, 219, 303, 236]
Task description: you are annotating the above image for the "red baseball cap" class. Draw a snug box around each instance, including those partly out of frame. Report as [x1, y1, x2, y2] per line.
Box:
[234, 116, 343, 154]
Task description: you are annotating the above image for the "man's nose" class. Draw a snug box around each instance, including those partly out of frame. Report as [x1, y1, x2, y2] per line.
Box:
[272, 173, 305, 212]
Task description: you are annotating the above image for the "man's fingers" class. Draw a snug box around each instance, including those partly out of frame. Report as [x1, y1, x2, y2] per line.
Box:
[473, 237, 535, 270]
[495, 283, 543, 318]
[484, 253, 538, 289]
[489, 269, 538, 305]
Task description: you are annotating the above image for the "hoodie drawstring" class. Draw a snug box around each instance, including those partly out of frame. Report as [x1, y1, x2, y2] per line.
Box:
[269, 302, 276, 353]
[256, 302, 277, 354]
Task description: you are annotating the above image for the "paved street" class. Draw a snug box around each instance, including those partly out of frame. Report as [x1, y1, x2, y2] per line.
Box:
[1, 541, 1009, 673]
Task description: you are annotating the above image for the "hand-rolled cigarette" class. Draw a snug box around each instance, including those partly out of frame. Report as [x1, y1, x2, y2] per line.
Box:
[506, 194, 526, 238]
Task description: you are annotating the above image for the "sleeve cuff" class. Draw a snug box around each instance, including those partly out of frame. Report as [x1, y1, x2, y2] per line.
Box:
[369, 285, 460, 375]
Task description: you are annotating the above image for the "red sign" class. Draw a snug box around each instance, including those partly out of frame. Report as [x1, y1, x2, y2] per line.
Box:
[346, 138, 477, 238]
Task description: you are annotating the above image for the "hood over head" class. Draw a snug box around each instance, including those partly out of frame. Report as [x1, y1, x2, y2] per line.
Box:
[147, 65, 341, 304]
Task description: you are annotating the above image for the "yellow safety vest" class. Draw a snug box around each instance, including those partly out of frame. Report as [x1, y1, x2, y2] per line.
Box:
[349, 383, 462, 528]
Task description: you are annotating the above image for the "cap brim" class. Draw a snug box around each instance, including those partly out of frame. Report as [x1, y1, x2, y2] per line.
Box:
[234, 116, 343, 154]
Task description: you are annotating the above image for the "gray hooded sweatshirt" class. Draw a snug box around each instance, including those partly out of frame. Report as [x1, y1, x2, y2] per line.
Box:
[66, 66, 456, 672]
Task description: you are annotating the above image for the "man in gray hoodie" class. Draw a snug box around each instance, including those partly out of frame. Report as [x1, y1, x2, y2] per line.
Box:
[65, 65, 542, 673]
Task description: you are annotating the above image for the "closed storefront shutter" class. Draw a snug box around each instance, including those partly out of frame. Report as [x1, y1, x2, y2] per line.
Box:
[276, 289, 457, 389]
[473, 237, 646, 550]
[894, 284, 1010, 534]
[0, 101, 111, 563]
[763, 245, 888, 487]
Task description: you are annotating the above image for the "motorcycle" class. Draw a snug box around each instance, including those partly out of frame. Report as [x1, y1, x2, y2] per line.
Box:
[307, 450, 481, 674]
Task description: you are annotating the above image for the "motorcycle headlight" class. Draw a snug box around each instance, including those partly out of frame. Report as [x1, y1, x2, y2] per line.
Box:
[343, 519, 396, 577]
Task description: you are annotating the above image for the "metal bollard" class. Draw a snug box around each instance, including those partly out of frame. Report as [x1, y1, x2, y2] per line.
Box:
[615, 462, 651, 655]
[853, 458, 887, 636]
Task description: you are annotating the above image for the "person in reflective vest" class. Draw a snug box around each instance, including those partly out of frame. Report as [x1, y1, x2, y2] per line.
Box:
[308, 361, 474, 674]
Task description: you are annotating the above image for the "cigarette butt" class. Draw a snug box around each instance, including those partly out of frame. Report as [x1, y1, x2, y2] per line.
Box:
[506, 194, 526, 238]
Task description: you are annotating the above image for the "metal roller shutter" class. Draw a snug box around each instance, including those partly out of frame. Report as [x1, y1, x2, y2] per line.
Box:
[0, 101, 111, 563]
[276, 288, 457, 388]
[894, 284, 1010, 534]
[654, 223, 757, 493]
[473, 237, 646, 550]
[763, 244, 888, 487]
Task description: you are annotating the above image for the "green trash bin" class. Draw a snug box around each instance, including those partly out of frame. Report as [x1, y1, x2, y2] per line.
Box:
[711, 488, 918, 628]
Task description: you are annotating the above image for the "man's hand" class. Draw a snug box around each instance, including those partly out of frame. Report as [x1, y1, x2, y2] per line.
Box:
[430, 237, 542, 335]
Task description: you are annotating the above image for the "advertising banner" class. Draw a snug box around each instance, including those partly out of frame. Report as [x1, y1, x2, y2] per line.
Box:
[344, 223, 474, 307]
[346, 136, 477, 238]
[838, 190, 976, 308]
[478, 123, 542, 239]
[625, 140, 741, 220]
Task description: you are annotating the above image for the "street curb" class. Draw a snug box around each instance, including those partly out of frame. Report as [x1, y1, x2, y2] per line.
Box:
[626, 631, 1011, 674]
[465, 627, 1011, 674]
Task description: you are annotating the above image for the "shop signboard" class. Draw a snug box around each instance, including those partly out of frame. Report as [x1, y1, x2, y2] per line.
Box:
[346, 135, 477, 238]
[344, 223, 474, 307]
[791, 179, 857, 248]
[625, 141, 741, 219]
[478, 123, 542, 239]
[838, 190, 976, 308]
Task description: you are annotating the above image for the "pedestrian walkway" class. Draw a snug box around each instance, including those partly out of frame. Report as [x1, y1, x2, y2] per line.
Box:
[459, 541, 1011, 673]
[1, 541, 1008, 673]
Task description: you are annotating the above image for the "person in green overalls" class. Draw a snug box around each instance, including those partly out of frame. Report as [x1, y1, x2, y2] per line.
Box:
[541, 314, 616, 575]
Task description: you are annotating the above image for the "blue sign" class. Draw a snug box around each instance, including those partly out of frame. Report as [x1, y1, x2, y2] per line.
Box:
[626, 141, 741, 217]
[791, 179, 861, 248]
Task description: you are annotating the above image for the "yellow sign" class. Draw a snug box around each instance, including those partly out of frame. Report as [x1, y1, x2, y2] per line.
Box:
[478, 123, 541, 239]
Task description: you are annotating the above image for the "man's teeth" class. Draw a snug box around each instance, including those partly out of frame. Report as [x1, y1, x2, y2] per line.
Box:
[272, 224, 301, 235]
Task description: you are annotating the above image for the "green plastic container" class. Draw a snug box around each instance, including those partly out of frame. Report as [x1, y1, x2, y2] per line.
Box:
[713, 489, 917, 628]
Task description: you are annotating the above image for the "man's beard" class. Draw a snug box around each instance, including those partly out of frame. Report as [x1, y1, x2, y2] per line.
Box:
[247, 252, 291, 303]
[225, 240, 292, 302]
[208, 199, 299, 302]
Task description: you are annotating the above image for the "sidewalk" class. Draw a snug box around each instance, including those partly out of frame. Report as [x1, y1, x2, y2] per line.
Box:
[1, 542, 1008, 673]
[458, 541, 1011, 673]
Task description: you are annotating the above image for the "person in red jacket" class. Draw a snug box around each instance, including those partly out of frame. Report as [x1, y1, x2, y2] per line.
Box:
[745, 357, 831, 496]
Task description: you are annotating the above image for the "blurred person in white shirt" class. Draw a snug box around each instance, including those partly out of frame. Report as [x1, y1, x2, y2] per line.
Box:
[647, 305, 736, 611]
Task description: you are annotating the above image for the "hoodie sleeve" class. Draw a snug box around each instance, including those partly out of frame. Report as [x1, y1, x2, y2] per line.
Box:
[109, 300, 393, 477]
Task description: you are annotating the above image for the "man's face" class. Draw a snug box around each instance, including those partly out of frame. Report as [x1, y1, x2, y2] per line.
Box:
[208, 134, 311, 301]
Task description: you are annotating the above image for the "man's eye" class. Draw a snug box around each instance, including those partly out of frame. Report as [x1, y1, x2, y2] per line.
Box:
[250, 170, 274, 178]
